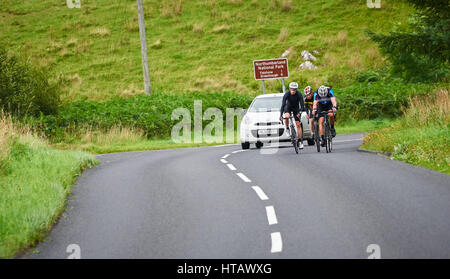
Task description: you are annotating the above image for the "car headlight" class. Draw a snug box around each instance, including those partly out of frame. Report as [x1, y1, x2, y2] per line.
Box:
[243, 115, 252, 125]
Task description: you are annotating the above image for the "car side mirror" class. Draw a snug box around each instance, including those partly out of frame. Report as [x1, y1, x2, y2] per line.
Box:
[241, 109, 247, 116]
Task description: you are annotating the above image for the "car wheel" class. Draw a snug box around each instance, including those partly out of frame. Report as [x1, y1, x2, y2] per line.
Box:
[307, 138, 315, 146]
[241, 142, 250, 150]
[255, 141, 263, 149]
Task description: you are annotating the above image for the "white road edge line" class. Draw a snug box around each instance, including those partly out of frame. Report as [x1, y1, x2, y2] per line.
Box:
[265, 206, 278, 225]
[212, 144, 239, 147]
[232, 150, 247, 154]
[227, 164, 236, 171]
[251, 186, 269, 200]
[236, 173, 251, 183]
[222, 154, 230, 159]
[220, 159, 228, 164]
[270, 232, 283, 253]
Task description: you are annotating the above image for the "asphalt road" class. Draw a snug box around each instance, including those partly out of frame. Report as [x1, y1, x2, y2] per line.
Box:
[24, 133, 450, 259]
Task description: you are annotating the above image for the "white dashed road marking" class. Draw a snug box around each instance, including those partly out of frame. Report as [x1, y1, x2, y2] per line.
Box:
[270, 232, 283, 253]
[222, 150, 283, 254]
[227, 164, 236, 171]
[265, 206, 278, 225]
[236, 172, 252, 183]
[251, 186, 269, 201]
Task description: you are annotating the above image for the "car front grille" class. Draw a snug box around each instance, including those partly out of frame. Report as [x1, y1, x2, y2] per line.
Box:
[255, 122, 280, 126]
[251, 128, 285, 138]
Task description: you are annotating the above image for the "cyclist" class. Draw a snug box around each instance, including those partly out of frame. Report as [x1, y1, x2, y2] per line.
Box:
[303, 86, 315, 138]
[312, 85, 337, 147]
[279, 82, 306, 149]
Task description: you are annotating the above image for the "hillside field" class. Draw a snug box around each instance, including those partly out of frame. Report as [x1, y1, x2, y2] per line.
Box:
[0, 0, 413, 101]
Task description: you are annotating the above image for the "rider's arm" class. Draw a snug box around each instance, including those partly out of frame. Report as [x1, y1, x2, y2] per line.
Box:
[299, 92, 305, 112]
[331, 97, 337, 108]
[329, 89, 337, 108]
[312, 92, 318, 114]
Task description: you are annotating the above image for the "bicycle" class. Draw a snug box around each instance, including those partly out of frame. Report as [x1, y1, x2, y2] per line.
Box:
[313, 113, 321, 152]
[314, 110, 334, 153]
[282, 112, 300, 154]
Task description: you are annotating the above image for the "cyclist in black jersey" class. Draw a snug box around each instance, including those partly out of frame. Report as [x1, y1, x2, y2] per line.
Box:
[279, 82, 306, 149]
[303, 85, 315, 138]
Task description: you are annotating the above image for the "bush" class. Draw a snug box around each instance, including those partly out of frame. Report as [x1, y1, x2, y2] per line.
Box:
[336, 80, 430, 121]
[34, 92, 254, 140]
[31, 81, 433, 140]
[0, 47, 60, 117]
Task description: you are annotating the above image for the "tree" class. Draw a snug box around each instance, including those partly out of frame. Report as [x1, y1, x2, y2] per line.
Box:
[367, 0, 449, 82]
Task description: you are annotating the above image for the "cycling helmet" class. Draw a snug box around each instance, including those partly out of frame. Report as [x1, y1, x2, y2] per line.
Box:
[318, 85, 328, 97]
[304, 86, 312, 95]
[289, 82, 298, 89]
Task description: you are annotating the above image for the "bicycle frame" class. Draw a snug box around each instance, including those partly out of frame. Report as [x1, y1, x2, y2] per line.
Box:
[314, 110, 334, 153]
[283, 112, 300, 154]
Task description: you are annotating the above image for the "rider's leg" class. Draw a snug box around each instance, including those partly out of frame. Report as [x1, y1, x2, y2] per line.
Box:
[295, 120, 302, 140]
[283, 112, 290, 129]
[296, 120, 304, 148]
[328, 112, 335, 127]
[310, 117, 315, 135]
[319, 116, 325, 136]
[329, 112, 336, 137]
[319, 116, 326, 146]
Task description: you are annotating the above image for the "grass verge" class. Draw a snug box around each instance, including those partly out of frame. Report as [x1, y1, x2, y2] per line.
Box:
[0, 115, 97, 258]
[48, 118, 396, 154]
[362, 89, 449, 174]
[336, 118, 395, 134]
[50, 126, 241, 154]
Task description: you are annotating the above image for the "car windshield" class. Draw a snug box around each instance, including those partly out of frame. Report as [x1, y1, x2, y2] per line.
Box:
[248, 97, 282, 112]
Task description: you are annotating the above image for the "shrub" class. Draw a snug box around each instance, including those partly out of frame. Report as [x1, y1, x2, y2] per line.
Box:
[335, 80, 430, 121]
[31, 81, 433, 140]
[0, 48, 61, 117]
[34, 91, 254, 140]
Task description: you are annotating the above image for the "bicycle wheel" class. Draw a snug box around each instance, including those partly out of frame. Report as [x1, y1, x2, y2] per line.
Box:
[328, 124, 333, 152]
[314, 120, 320, 152]
[290, 122, 298, 154]
[325, 119, 330, 153]
[328, 134, 332, 152]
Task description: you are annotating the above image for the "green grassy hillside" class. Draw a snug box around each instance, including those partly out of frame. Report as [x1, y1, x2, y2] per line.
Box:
[0, 0, 412, 101]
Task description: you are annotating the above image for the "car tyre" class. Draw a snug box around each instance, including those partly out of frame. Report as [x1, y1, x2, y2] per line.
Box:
[241, 142, 250, 150]
[307, 138, 315, 146]
[255, 141, 263, 149]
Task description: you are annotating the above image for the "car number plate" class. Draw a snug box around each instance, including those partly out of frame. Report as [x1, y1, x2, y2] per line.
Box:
[258, 129, 277, 135]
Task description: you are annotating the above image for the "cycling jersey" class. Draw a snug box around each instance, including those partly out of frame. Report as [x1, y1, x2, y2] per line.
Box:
[313, 88, 335, 112]
[280, 90, 305, 122]
[304, 95, 314, 117]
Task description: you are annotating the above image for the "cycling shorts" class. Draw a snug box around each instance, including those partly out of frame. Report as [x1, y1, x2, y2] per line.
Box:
[283, 105, 301, 121]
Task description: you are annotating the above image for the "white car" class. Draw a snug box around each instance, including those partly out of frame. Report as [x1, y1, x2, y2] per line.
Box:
[240, 93, 314, 149]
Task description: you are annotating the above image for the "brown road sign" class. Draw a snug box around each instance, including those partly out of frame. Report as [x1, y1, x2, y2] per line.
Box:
[253, 58, 289, 80]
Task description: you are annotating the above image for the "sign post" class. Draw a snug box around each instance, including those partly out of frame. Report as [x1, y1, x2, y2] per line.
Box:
[137, 0, 151, 95]
[253, 58, 289, 94]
